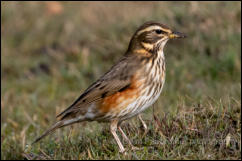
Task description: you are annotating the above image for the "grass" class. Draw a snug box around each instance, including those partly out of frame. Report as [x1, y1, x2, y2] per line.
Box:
[1, 1, 241, 160]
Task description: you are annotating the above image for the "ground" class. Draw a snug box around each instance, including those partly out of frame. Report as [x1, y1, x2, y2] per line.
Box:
[1, 1, 241, 160]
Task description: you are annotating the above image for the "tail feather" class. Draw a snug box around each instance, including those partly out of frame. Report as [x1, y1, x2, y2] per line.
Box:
[32, 118, 81, 145]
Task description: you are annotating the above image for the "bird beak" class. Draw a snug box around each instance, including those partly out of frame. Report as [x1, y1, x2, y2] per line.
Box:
[169, 31, 186, 39]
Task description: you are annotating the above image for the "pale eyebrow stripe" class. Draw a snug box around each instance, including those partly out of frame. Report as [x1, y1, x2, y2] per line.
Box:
[137, 26, 161, 35]
[137, 25, 171, 35]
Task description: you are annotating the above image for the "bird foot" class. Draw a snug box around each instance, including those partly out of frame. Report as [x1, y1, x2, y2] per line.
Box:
[131, 146, 142, 151]
[141, 129, 149, 138]
[119, 148, 126, 154]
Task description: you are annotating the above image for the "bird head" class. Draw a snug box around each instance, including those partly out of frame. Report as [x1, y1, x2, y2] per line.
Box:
[127, 21, 186, 54]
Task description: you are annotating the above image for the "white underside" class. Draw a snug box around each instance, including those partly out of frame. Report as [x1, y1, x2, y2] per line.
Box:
[108, 50, 166, 121]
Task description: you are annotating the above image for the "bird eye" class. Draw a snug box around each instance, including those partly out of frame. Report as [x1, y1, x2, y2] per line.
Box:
[155, 29, 165, 34]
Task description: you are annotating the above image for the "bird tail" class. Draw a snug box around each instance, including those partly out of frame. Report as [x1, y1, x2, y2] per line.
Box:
[32, 117, 82, 145]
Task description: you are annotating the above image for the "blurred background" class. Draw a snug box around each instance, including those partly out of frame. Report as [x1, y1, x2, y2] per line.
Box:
[1, 1, 241, 159]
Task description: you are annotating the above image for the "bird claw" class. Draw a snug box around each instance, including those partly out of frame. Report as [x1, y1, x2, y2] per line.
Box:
[119, 146, 141, 155]
[131, 146, 141, 151]
[119, 148, 126, 154]
[141, 129, 149, 138]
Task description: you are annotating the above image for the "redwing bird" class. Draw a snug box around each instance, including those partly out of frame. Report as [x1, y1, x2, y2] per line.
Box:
[33, 21, 186, 153]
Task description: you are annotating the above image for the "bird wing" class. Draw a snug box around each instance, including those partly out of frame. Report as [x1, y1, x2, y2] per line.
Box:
[56, 55, 140, 120]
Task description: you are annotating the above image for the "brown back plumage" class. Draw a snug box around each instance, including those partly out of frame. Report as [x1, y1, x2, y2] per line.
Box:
[57, 54, 141, 120]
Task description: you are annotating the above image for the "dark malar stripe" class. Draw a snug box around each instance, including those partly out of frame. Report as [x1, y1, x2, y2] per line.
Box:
[151, 58, 155, 68]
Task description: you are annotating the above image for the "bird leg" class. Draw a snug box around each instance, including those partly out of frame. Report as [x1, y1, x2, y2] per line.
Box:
[118, 125, 140, 150]
[138, 114, 148, 138]
[110, 120, 125, 153]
